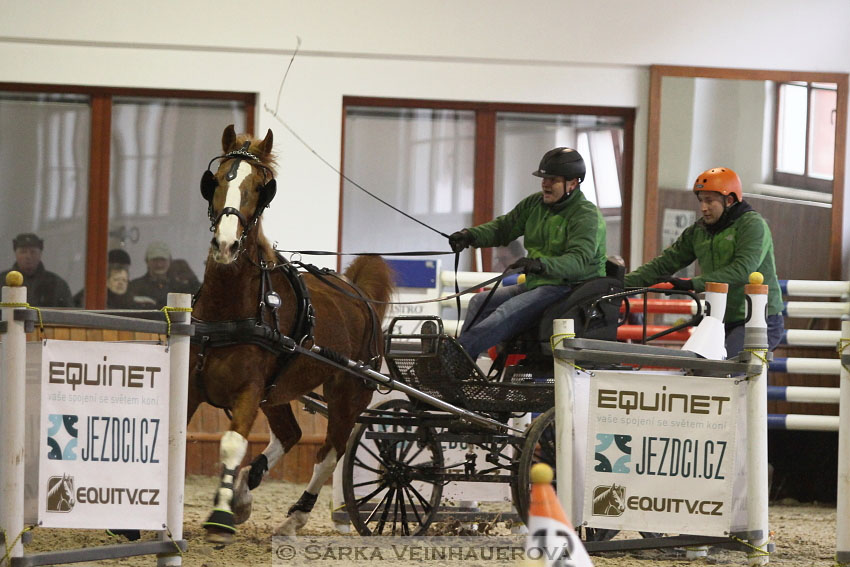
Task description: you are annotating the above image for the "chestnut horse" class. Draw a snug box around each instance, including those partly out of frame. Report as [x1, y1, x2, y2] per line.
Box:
[189, 125, 393, 544]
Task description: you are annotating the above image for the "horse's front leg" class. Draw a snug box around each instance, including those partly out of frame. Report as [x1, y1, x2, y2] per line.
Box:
[231, 403, 302, 525]
[274, 445, 338, 536]
[203, 390, 261, 544]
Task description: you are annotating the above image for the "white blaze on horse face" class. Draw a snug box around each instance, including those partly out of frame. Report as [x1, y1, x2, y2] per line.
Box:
[213, 161, 252, 263]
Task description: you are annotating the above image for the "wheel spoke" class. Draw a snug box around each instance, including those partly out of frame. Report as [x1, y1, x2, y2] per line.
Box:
[397, 485, 410, 536]
[363, 486, 392, 526]
[402, 485, 425, 526]
[405, 481, 434, 514]
[352, 455, 384, 475]
[392, 487, 401, 535]
[402, 442, 427, 465]
[359, 440, 387, 467]
[374, 487, 396, 534]
[352, 478, 383, 489]
[355, 482, 389, 509]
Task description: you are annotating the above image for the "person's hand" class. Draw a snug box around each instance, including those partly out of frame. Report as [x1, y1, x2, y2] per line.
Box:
[508, 257, 544, 275]
[448, 230, 473, 253]
[665, 277, 693, 291]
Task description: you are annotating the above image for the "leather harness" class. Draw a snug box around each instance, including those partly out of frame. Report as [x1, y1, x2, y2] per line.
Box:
[190, 253, 315, 409]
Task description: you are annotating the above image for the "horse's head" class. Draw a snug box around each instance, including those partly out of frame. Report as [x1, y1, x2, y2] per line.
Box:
[200, 124, 277, 264]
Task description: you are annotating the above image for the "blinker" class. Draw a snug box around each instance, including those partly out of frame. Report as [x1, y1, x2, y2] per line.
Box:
[200, 170, 217, 202]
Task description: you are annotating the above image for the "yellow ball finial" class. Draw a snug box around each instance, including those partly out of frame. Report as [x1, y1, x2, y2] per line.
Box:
[530, 462, 554, 484]
[5, 270, 23, 287]
[749, 272, 764, 285]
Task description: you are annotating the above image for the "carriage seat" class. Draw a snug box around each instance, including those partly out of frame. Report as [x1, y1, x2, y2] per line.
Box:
[504, 258, 625, 360]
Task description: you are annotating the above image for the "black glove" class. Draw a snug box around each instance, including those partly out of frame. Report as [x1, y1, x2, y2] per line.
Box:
[448, 230, 473, 253]
[508, 257, 545, 275]
[665, 277, 694, 291]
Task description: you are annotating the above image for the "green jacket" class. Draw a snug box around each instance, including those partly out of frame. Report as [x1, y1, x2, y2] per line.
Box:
[623, 204, 783, 323]
[466, 190, 607, 290]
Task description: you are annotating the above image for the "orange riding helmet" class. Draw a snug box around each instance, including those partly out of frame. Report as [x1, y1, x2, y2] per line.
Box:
[692, 167, 742, 202]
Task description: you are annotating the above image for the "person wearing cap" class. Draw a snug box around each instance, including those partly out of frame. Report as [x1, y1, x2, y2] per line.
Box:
[445, 147, 607, 360]
[1, 233, 72, 307]
[127, 241, 195, 309]
[624, 167, 784, 356]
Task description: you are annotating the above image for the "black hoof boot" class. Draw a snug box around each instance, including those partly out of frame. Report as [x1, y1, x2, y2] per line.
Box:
[203, 509, 236, 545]
[247, 454, 269, 490]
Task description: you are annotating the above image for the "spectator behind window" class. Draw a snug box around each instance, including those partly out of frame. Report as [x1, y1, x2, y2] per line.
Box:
[74, 248, 132, 307]
[105, 264, 134, 309]
[168, 259, 201, 294]
[1, 232, 72, 307]
[127, 241, 196, 309]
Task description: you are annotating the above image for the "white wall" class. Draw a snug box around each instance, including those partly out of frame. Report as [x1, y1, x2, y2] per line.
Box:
[2, 0, 849, 273]
[660, 78, 772, 191]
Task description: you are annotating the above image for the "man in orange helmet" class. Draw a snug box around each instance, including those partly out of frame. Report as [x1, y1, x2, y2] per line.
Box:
[624, 167, 784, 356]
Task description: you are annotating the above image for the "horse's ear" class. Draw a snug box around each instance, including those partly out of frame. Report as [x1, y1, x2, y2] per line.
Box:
[222, 124, 237, 152]
[257, 128, 273, 158]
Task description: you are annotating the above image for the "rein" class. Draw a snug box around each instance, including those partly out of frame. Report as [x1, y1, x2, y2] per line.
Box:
[292, 260, 516, 306]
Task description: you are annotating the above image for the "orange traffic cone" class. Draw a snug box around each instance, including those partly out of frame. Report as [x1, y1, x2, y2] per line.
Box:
[525, 463, 594, 567]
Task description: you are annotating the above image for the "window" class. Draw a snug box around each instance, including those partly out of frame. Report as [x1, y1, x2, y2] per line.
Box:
[775, 81, 837, 192]
[341, 97, 634, 275]
[0, 84, 254, 308]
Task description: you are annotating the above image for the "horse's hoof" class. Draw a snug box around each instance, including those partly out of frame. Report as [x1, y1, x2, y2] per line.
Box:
[204, 528, 235, 545]
[231, 467, 254, 525]
[203, 509, 236, 544]
[274, 510, 308, 537]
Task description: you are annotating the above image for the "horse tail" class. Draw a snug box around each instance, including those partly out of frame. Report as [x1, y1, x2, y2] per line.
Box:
[344, 256, 394, 322]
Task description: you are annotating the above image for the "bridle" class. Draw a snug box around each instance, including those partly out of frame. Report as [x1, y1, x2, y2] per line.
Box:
[200, 141, 277, 256]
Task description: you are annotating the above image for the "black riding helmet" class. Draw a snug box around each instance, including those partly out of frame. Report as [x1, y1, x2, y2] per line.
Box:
[532, 147, 586, 182]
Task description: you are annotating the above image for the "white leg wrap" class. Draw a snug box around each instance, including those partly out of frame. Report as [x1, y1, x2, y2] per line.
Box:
[305, 448, 338, 494]
[216, 430, 248, 512]
[262, 430, 285, 470]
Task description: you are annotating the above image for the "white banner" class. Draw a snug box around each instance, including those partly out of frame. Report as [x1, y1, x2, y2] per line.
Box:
[37, 340, 170, 529]
[583, 371, 739, 536]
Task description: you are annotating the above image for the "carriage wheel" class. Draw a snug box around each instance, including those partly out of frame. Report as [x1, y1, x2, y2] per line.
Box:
[512, 406, 557, 525]
[342, 399, 444, 536]
[511, 407, 655, 542]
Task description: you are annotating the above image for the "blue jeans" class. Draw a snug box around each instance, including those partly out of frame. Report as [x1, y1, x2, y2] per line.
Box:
[458, 284, 573, 359]
[725, 313, 785, 357]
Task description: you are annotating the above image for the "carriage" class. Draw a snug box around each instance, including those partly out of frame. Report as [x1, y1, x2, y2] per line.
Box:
[333, 272, 709, 539]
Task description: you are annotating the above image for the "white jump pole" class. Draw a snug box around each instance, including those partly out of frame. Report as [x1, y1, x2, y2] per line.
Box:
[158, 293, 191, 567]
[0, 277, 27, 561]
[836, 319, 850, 564]
[553, 318, 576, 521]
[744, 275, 770, 566]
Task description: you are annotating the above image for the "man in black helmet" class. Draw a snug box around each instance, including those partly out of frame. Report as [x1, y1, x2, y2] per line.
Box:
[446, 147, 607, 360]
[1, 233, 72, 307]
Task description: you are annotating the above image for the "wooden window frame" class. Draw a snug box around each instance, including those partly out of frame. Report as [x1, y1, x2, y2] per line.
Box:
[773, 81, 836, 193]
[0, 83, 255, 308]
[340, 96, 635, 272]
